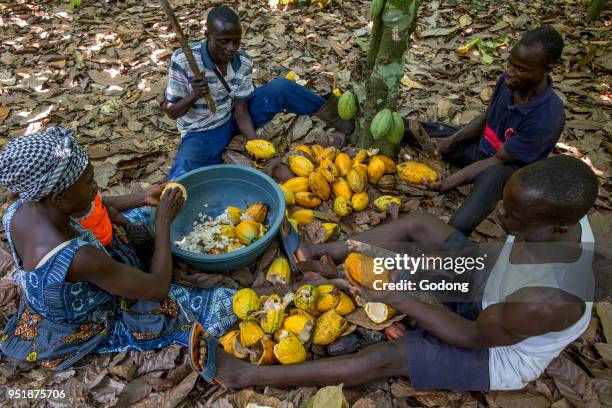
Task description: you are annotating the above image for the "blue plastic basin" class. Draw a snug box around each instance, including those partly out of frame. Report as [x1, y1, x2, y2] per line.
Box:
[171, 164, 286, 272]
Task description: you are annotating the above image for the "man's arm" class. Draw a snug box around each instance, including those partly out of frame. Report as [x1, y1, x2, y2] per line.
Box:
[233, 100, 257, 140]
[436, 112, 487, 155]
[383, 286, 584, 349]
[68, 188, 184, 301]
[164, 78, 210, 120]
[433, 146, 515, 192]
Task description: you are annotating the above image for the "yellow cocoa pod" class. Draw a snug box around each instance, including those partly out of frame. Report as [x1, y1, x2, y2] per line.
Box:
[344, 252, 388, 288]
[347, 165, 367, 193]
[373, 195, 401, 212]
[396, 161, 438, 185]
[246, 139, 276, 159]
[332, 178, 352, 200]
[244, 202, 268, 223]
[322, 222, 339, 242]
[367, 156, 386, 184]
[291, 209, 314, 225]
[319, 158, 339, 183]
[225, 206, 243, 226]
[283, 314, 315, 343]
[259, 295, 286, 334]
[288, 155, 315, 177]
[162, 182, 187, 201]
[283, 177, 310, 193]
[293, 144, 314, 158]
[364, 302, 397, 324]
[316, 284, 340, 313]
[287, 218, 299, 232]
[236, 220, 262, 245]
[316, 146, 339, 163]
[308, 170, 330, 200]
[253, 338, 278, 365]
[219, 330, 241, 356]
[239, 320, 265, 347]
[374, 155, 396, 174]
[266, 257, 291, 285]
[310, 144, 324, 159]
[312, 309, 347, 346]
[334, 153, 352, 177]
[274, 331, 307, 364]
[295, 192, 322, 208]
[352, 149, 368, 165]
[351, 192, 369, 212]
[294, 284, 319, 310]
[233, 288, 260, 320]
[280, 184, 295, 205]
[333, 195, 352, 217]
[334, 291, 356, 316]
[219, 225, 236, 239]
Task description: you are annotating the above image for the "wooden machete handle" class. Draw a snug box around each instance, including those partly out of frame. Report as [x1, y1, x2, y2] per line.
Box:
[160, 0, 217, 113]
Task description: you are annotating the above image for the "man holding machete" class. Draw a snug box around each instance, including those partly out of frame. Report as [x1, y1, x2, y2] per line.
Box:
[164, 6, 349, 178]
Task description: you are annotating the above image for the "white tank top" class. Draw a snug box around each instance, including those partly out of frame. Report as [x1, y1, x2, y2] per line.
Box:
[482, 216, 594, 390]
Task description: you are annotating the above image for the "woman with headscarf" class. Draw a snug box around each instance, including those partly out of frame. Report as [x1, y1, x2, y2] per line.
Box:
[0, 127, 240, 370]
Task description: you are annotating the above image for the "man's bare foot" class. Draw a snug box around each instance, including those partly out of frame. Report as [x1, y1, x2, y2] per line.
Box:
[295, 240, 315, 262]
[196, 338, 254, 389]
[0, 248, 14, 277]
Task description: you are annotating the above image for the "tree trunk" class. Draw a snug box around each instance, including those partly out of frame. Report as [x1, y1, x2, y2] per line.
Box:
[349, 0, 419, 157]
[586, 0, 607, 22]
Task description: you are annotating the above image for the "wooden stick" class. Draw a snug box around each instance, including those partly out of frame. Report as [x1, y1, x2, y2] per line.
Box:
[160, 0, 217, 113]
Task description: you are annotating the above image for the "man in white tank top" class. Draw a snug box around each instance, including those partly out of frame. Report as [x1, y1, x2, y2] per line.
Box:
[183, 156, 601, 392]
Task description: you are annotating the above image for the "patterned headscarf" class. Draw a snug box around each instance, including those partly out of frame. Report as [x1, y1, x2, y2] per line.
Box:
[0, 127, 89, 202]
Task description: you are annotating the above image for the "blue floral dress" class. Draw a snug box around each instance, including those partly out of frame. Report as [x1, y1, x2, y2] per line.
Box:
[0, 200, 237, 371]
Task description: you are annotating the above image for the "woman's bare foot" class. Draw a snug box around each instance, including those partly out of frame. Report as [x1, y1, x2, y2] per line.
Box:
[196, 338, 254, 389]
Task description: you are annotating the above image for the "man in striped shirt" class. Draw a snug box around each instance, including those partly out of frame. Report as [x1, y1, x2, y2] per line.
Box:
[163, 6, 328, 179]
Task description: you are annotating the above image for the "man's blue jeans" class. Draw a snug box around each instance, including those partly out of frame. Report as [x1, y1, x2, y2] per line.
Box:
[168, 78, 326, 179]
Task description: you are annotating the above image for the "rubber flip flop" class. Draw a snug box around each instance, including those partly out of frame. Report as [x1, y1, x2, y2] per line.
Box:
[188, 322, 219, 384]
[279, 217, 300, 274]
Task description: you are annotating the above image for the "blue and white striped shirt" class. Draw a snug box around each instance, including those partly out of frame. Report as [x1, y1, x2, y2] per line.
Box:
[165, 40, 255, 136]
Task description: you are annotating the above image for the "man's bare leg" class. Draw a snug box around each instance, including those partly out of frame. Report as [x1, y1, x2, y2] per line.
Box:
[297, 211, 457, 263]
[204, 338, 409, 389]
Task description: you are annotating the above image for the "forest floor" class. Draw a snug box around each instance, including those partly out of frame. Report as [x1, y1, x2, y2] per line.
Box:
[0, 0, 610, 407]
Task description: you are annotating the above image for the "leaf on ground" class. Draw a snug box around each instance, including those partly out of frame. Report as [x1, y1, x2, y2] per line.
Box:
[0, 107, 10, 123]
[476, 219, 504, 237]
[89, 69, 131, 86]
[421, 26, 459, 37]
[485, 391, 551, 408]
[400, 77, 424, 90]
[597, 302, 612, 344]
[303, 220, 327, 244]
[234, 389, 282, 408]
[311, 384, 346, 408]
[345, 308, 406, 330]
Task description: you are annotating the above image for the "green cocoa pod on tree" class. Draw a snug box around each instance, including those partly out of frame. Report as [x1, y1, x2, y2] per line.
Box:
[386, 112, 405, 145]
[370, 0, 384, 18]
[370, 109, 393, 140]
[337, 91, 357, 120]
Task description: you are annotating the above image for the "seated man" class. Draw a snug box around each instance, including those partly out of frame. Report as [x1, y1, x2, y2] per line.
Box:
[163, 6, 349, 178]
[415, 26, 566, 236]
[192, 155, 598, 391]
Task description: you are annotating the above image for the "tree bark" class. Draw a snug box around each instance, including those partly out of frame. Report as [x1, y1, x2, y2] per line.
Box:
[586, 0, 607, 22]
[349, 0, 419, 157]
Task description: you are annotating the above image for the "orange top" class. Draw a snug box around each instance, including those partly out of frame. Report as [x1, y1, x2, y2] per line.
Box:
[78, 193, 113, 245]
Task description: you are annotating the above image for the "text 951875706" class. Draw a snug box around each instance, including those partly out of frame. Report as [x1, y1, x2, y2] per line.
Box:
[7, 389, 66, 399]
